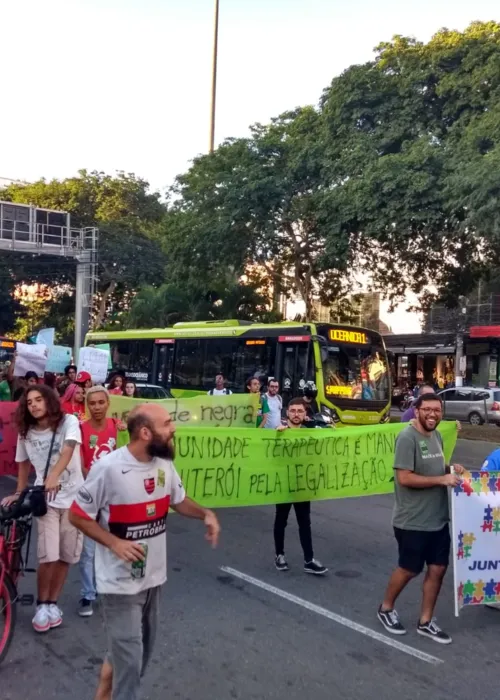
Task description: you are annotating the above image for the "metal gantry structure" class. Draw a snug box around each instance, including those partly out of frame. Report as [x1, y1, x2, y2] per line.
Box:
[0, 200, 98, 357]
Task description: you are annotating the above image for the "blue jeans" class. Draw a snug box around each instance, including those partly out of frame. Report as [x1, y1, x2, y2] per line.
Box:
[79, 536, 97, 601]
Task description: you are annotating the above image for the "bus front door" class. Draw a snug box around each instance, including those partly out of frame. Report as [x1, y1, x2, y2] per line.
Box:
[154, 340, 175, 388]
[276, 339, 312, 408]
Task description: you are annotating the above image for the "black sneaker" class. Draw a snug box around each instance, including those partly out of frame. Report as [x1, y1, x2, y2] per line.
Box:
[377, 606, 406, 635]
[275, 555, 289, 571]
[304, 559, 328, 575]
[417, 618, 452, 645]
[78, 598, 94, 618]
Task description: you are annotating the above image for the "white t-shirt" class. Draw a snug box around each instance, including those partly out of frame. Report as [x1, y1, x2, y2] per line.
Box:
[70, 446, 186, 595]
[207, 388, 233, 395]
[15, 414, 83, 509]
[264, 393, 283, 429]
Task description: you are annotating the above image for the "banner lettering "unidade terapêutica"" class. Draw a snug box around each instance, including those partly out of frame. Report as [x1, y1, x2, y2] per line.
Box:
[117, 421, 458, 508]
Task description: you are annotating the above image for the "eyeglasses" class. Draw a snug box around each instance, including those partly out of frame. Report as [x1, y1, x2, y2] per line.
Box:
[419, 408, 442, 415]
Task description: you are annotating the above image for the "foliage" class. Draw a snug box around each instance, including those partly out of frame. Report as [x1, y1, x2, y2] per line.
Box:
[126, 277, 281, 329]
[0, 170, 167, 335]
[320, 21, 500, 309]
[165, 107, 354, 318]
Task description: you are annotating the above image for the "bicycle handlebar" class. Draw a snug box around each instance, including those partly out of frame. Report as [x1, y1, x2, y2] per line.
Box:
[0, 486, 44, 522]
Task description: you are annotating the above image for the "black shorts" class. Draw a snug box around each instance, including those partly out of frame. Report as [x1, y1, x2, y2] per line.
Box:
[394, 524, 450, 575]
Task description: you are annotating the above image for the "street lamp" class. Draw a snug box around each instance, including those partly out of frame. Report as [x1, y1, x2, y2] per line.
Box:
[209, 0, 219, 152]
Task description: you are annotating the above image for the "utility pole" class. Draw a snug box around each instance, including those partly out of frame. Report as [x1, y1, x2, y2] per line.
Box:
[209, 0, 220, 152]
[455, 297, 468, 388]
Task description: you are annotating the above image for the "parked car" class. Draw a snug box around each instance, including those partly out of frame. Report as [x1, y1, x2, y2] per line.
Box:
[437, 387, 500, 426]
[135, 384, 173, 400]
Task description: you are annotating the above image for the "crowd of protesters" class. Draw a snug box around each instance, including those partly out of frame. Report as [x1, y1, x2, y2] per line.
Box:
[0, 355, 489, 697]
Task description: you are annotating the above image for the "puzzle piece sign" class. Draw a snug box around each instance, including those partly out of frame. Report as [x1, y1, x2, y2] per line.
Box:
[453, 470, 500, 616]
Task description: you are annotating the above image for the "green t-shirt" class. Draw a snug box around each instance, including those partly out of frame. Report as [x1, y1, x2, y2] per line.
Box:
[392, 425, 448, 532]
[0, 380, 11, 401]
[256, 395, 270, 427]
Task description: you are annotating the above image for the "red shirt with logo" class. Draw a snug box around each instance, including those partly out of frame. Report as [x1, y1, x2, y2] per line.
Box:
[80, 418, 118, 472]
[62, 401, 86, 423]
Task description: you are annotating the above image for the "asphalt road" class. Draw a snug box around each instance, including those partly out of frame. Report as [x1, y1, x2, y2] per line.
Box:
[1, 438, 499, 700]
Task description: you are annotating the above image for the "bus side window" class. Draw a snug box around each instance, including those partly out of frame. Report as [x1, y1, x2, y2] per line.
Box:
[173, 339, 204, 388]
[202, 338, 238, 390]
[108, 340, 153, 381]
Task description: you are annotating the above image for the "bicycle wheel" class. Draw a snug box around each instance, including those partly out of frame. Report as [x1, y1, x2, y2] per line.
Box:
[0, 572, 17, 665]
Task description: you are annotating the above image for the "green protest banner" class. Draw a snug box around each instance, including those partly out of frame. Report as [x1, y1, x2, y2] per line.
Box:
[109, 393, 259, 428]
[117, 421, 457, 508]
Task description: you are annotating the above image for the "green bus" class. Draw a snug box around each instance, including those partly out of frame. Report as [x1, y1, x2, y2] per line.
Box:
[85, 320, 391, 425]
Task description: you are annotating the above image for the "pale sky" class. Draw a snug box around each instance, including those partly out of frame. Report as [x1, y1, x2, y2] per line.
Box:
[2, 0, 498, 333]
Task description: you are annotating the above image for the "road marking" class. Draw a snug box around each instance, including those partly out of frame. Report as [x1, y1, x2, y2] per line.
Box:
[220, 566, 443, 666]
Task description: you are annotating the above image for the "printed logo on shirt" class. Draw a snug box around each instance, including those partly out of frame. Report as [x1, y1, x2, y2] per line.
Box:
[419, 440, 429, 457]
[144, 477, 155, 495]
[108, 496, 170, 540]
[89, 434, 98, 448]
[157, 469, 165, 488]
[78, 486, 93, 505]
[94, 438, 116, 463]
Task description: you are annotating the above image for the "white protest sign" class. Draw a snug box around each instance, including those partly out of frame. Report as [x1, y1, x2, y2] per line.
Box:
[452, 469, 500, 615]
[77, 346, 110, 384]
[36, 328, 55, 347]
[46, 346, 72, 373]
[14, 342, 48, 377]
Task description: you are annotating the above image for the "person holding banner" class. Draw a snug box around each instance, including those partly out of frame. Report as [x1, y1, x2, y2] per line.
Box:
[377, 393, 464, 644]
[274, 398, 328, 576]
[69, 403, 220, 700]
[1, 385, 84, 633]
[247, 376, 269, 428]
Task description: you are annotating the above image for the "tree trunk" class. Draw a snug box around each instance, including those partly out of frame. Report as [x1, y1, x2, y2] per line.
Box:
[95, 280, 117, 328]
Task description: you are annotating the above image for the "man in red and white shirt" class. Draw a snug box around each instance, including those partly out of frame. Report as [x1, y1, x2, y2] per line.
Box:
[69, 403, 220, 700]
[78, 385, 124, 617]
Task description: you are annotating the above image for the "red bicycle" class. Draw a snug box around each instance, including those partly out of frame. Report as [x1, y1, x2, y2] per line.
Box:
[0, 487, 37, 664]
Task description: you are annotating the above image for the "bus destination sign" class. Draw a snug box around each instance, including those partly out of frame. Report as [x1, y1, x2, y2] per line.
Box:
[328, 329, 368, 345]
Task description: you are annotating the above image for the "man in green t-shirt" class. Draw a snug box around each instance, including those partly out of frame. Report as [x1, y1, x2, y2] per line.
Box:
[377, 393, 465, 645]
[246, 377, 270, 428]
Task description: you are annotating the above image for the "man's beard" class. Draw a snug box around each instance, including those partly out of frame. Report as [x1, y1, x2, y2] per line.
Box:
[147, 433, 175, 460]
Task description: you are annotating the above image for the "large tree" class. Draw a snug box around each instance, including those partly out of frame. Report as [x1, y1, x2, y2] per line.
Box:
[320, 21, 500, 310]
[0, 170, 167, 336]
[165, 107, 355, 319]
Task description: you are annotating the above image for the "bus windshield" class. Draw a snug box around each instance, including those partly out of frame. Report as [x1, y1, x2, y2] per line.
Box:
[319, 326, 390, 402]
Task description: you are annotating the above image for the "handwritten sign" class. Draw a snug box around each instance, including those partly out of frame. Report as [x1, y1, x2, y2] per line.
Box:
[46, 346, 72, 373]
[13, 342, 47, 377]
[116, 421, 458, 508]
[109, 393, 259, 428]
[452, 469, 500, 615]
[94, 343, 113, 370]
[77, 347, 110, 384]
[0, 402, 18, 476]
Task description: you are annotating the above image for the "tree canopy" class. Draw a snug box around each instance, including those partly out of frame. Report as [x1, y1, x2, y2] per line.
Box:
[165, 20, 500, 315]
[0, 170, 167, 341]
[2, 21, 500, 339]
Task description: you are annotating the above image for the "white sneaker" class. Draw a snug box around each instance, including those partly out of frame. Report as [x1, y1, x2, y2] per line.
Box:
[32, 604, 50, 633]
[47, 603, 63, 628]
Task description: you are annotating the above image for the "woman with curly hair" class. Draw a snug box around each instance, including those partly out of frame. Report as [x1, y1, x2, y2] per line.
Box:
[107, 372, 125, 395]
[0, 385, 84, 634]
